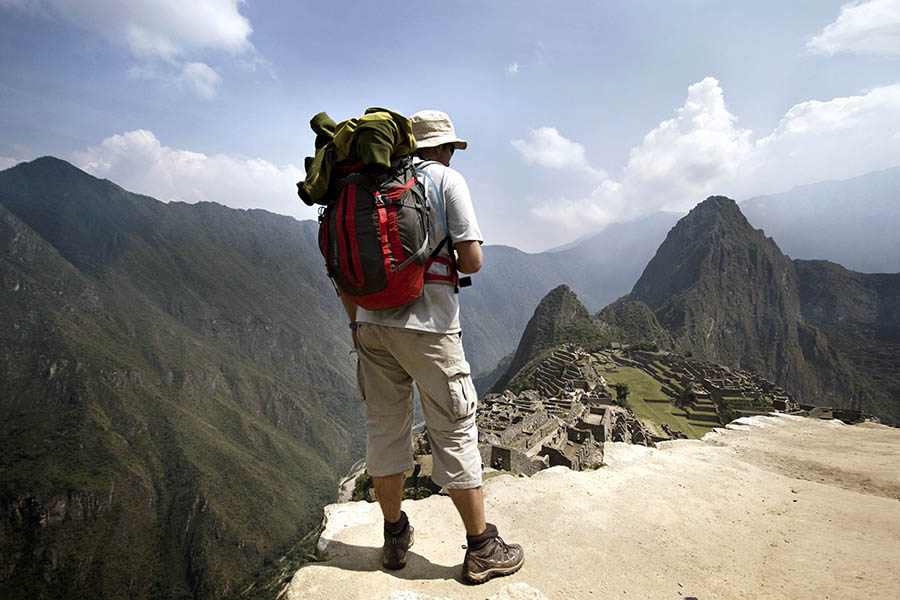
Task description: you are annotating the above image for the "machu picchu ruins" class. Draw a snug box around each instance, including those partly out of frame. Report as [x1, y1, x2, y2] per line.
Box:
[351, 342, 874, 500]
[469, 342, 810, 477]
[472, 342, 873, 479]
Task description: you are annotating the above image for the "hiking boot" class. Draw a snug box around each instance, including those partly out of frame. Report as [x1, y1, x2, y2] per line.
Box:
[382, 524, 414, 570]
[462, 532, 525, 584]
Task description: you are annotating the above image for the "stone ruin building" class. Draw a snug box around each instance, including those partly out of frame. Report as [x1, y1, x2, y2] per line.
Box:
[476, 388, 656, 477]
[475, 343, 656, 478]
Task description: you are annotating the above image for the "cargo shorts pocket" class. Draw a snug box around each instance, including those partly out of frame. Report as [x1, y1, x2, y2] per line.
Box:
[441, 360, 477, 421]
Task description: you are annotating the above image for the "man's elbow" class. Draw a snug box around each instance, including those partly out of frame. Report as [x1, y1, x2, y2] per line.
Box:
[458, 256, 482, 274]
[455, 241, 483, 274]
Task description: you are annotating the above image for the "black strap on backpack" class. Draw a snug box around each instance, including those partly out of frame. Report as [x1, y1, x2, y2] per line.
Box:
[426, 236, 472, 293]
[415, 161, 472, 293]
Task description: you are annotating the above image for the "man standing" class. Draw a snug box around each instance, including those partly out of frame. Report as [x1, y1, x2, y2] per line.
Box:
[339, 110, 524, 584]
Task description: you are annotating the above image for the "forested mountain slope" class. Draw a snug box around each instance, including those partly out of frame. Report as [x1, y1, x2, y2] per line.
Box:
[0, 157, 363, 599]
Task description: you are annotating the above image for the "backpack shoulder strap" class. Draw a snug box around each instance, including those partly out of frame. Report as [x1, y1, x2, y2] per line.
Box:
[413, 162, 472, 292]
[414, 163, 449, 234]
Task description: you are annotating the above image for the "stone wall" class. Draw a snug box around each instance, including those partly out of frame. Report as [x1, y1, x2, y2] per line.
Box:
[540, 445, 571, 469]
[480, 443, 549, 476]
[510, 448, 549, 476]
[577, 406, 611, 442]
[498, 407, 549, 446]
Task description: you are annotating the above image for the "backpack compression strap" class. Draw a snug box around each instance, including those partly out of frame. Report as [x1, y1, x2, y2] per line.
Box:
[415, 164, 472, 293]
[424, 238, 464, 292]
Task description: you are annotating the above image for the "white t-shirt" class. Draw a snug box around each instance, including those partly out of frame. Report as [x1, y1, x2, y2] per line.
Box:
[356, 160, 483, 334]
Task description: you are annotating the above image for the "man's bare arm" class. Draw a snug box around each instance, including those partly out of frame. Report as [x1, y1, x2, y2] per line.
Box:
[455, 240, 483, 274]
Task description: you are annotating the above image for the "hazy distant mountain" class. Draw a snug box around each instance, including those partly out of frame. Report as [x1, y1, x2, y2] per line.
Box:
[741, 167, 900, 274]
[462, 212, 679, 374]
[0, 158, 363, 599]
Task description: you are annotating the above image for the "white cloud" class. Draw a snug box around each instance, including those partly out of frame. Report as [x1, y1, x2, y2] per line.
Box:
[72, 130, 317, 222]
[763, 84, 900, 138]
[754, 83, 900, 191]
[178, 62, 222, 99]
[519, 77, 900, 238]
[0, 156, 25, 171]
[522, 77, 752, 234]
[531, 180, 625, 231]
[2, 0, 257, 98]
[11, 0, 254, 58]
[808, 0, 900, 55]
[621, 77, 754, 212]
[507, 62, 520, 74]
[511, 127, 606, 178]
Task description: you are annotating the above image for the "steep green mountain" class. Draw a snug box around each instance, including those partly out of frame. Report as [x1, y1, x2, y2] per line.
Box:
[595, 299, 673, 350]
[623, 196, 898, 422]
[741, 166, 900, 274]
[489, 284, 606, 393]
[794, 259, 900, 421]
[0, 158, 363, 599]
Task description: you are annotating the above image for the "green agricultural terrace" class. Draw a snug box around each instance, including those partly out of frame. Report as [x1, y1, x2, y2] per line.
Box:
[599, 365, 716, 439]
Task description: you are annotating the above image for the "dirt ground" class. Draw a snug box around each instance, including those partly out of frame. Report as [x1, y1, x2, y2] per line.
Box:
[282, 414, 900, 600]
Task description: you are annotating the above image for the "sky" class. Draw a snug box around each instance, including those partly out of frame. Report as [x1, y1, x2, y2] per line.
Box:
[1, 0, 899, 252]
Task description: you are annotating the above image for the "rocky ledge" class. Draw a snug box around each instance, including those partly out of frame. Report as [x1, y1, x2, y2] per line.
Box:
[281, 414, 900, 600]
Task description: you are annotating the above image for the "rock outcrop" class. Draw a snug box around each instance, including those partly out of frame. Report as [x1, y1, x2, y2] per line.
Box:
[283, 415, 900, 599]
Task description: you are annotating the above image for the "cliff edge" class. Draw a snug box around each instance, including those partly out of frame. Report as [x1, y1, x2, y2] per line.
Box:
[282, 414, 900, 599]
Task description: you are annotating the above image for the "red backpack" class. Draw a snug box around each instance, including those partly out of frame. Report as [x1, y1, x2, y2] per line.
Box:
[318, 156, 462, 310]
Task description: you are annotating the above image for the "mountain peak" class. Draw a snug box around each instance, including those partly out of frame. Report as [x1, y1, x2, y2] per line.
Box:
[22, 155, 78, 168]
[0, 157, 151, 274]
[674, 195, 751, 239]
[4, 156, 94, 180]
[490, 284, 605, 393]
[629, 196, 775, 310]
[696, 194, 740, 212]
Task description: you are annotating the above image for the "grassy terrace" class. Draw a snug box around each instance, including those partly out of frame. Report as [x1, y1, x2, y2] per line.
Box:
[721, 395, 772, 417]
[599, 365, 716, 439]
[647, 360, 683, 389]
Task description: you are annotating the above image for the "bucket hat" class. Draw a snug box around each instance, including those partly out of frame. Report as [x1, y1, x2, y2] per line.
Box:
[410, 110, 468, 150]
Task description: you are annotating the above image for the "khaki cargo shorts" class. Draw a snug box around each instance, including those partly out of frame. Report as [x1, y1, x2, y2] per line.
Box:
[355, 322, 482, 489]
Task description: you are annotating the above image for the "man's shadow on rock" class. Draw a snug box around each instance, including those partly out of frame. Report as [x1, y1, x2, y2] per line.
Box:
[312, 540, 462, 582]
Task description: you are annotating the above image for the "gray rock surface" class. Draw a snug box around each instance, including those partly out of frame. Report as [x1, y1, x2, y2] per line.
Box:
[282, 414, 900, 599]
